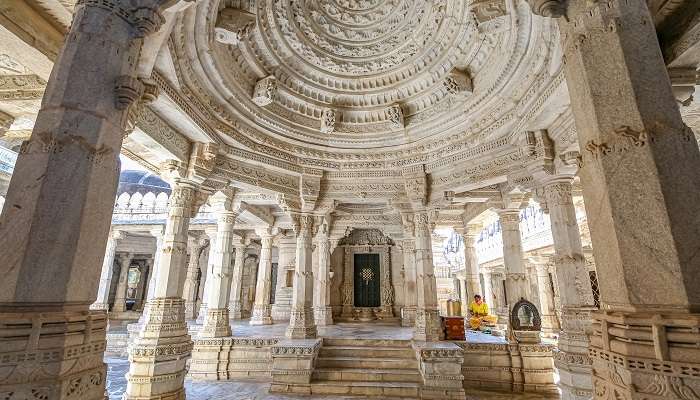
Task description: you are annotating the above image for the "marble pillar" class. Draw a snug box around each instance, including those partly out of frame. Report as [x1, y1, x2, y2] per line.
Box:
[251, 230, 274, 325]
[532, 258, 560, 338]
[271, 234, 296, 320]
[200, 194, 238, 338]
[544, 179, 595, 399]
[183, 236, 208, 321]
[228, 242, 247, 320]
[0, 0, 168, 397]
[125, 181, 198, 399]
[286, 214, 317, 339]
[482, 271, 494, 311]
[498, 210, 529, 309]
[413, 211, 442, 342]
[529, 0, 700, 396]
[314, 233, 333, 326]
[461, 224, 482, 301]
[196, 227, 217, 325]
[92, 229, 123, 310]
[401, 238, 417, 327]
[113, 253, 134, 313]
[144, 227, 165, 303]
[133, 258, 152, 311]
[458, 277, 468, 317]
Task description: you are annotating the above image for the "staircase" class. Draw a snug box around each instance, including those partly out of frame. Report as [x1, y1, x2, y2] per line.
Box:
[310, 338, 422, 398]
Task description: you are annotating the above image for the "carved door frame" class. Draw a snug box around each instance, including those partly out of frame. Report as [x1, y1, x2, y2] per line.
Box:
[340, 245, 394, 320]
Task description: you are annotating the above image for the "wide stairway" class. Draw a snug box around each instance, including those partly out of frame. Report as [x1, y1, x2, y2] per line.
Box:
[310, 338, 422, 398]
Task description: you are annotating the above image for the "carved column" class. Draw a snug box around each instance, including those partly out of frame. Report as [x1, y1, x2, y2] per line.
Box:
[125, 181, 197, 400]
[183, 236, 208, 321]
[497, 210, 529, 310]
[228, 242, 247, 320]
[379, 246, 395, 318]
[458, 277, 468, 317]
[341, 245, 354, 319]
[200, 194, 238, 338]
[460, 224, 482, 302]
[482, 271, 494, 312]
[532, 257, 560, 338]
[133, 258, 152, 311]
[286, 214, 317, 339]
[92, 229, 123, 310]
[0, 0, 169, 397]
[196, 227, 217, 325]
[314, 232, 333, 326]
[544, 179, 594, 399]
[401, 238, 417, 326]
[413, 211, 442, 341]
[251, 230, 274, 325]
[113, 253, 134, 313]
[528, 0, 700, 397]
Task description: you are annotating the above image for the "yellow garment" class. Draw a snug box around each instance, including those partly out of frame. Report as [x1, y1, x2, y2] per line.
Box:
[468, 301, 497, 330]
[469, 301, 489, 316]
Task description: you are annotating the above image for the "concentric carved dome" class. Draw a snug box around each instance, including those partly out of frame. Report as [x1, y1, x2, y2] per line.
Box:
[184, 0, 558, 157]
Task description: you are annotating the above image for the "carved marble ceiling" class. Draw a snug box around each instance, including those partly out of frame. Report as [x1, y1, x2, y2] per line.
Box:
[177, 0, 561, 156]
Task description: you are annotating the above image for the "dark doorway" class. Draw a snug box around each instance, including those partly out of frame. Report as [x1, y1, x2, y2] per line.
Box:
[354, 253, 381, 307]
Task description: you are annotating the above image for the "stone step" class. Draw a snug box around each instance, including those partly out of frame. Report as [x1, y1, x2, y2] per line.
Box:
[316, 356, 419, 370]
[313, 368, 422, 383]
[322, 338, 413, 348]
[309, 381, 420, 398]
[319, 345, 415, 359]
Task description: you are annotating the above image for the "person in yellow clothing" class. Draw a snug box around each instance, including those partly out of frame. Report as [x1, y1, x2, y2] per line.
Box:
[468, 294, 498, 331]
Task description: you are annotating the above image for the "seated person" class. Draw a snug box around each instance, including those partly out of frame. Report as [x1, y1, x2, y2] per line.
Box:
[468, 294, 498, 331]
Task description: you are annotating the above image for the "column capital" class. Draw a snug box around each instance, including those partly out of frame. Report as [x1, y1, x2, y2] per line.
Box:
[496, 209, 521, 227]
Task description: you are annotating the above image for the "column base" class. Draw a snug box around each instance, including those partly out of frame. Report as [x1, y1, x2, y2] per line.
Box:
[184, 300, 198, 321]
[199, 308, 232, 338]
[314, 306, 333, 326]
[401, 306, 416, 327]
[0, 309, 108, 400]
[124, 298, 192, 400]
[250, 304, 273, 325]
[112, 301, 127, 313]
[286, 308, 317, 339]
[90, 302, 109, 311]
[413, 308, 442, 341]
[195, 304, 207, 325]
[228, 301, 243, 321]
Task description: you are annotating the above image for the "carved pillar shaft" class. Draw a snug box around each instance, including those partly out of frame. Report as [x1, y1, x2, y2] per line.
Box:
[196, 228, 217, 325]
[0, 1, 166, 397]
[461, 225, 482, 302]
[286, 214, 317, 339]
[534, 262, 560, 337]
[482, 271, 494, 312]
[113, 253, 134, 313]
[549, 0, 700, 397]
[379, 246, 395, 318]
[125, 181, 196, 400]
[92, 229, 122, 310]
[228, 244, 247, 320]
[498, 210, 529, 309]
[341, 245, 354, 318]
[314, 235, 333, 326]
[200, 208, 237, 338]
[133, 259, 152, 311]
[401, 239, 417, 327]
[183, 238, 206, 320]
[251, 234, 274, 325]
[413, 211, 442, 342]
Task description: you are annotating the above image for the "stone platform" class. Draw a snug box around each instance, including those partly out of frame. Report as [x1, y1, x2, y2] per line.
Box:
[106, 320, 556, 399]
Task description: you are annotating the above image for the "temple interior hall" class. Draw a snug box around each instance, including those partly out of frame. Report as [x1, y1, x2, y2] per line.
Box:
[0, 0, 699, 399]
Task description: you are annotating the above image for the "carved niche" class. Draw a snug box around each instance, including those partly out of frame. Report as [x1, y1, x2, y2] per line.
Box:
[339, 229, 394, 246]
[252, 76, 277, 107]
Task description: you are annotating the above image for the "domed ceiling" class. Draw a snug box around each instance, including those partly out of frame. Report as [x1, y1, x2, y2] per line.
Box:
[179, 0, 560, 159]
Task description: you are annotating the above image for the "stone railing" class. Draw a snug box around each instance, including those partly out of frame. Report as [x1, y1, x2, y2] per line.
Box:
[111, 191, 215, 225]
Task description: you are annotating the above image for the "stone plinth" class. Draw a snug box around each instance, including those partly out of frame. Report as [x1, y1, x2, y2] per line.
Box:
[413, 342, 466, 400]
[458, 342, 558, 395]
[269, 339, 322, 394]
[189, 337, 279, 380]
